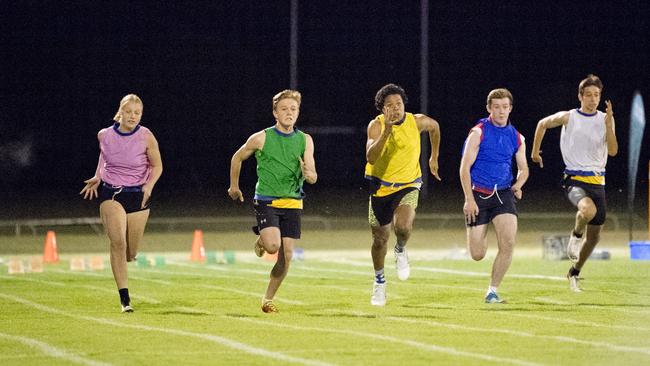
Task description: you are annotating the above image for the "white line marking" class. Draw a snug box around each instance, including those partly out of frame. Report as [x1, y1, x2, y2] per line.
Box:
[127, 275, 173, 286]
[0, 293, 335, 366]
[231, 316, 543, 366]
[51, 269, 106, 277]
[309, 259, 567, 281]
[168, 261, 330, 279]
[505, 312, 650, 332]
[533, 296, 650, 315]
[0, 331, 113, 366]
[533, 297, 570, 305]
[239, 258, 371, 276]
[143, 266, 359, 300]
[0, 274, 160, 305]
[388, 316, 650, 354]
[197, 284, 305, 305]
[332, 310, 650, 356]
[0, 274, 67, 287]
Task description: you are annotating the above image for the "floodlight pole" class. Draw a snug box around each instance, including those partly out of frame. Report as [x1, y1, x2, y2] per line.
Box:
[290, 0, 298, 89]
[419, 0, 430, 196]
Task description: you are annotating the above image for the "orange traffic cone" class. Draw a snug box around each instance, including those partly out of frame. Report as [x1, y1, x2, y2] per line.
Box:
[43, 230, 59, 263]
[190, 230, 206, 262]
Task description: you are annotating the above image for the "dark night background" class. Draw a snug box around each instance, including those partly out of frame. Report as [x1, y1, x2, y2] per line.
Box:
[1, 1, 649, 220]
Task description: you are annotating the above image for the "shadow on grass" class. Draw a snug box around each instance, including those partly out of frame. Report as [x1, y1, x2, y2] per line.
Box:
[306, 312, 378, 319]
[156, 310, 211, 316]
[225, 313, 257, 318]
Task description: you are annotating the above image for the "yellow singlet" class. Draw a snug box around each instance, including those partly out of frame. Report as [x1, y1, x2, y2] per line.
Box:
[364, 112, 422, 197]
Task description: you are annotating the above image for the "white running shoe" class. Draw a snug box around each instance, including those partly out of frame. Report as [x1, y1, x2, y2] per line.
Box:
[370, 282, 386, 306]
[568, 275, 582, 293]
[121, 304, 134, 313]
[395, 248, 410, 281]
[566, 234, 583, 263]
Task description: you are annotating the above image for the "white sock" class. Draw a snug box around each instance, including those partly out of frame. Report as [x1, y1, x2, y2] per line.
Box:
[374, 269, 385, 284]
[487, 286, 498, 295]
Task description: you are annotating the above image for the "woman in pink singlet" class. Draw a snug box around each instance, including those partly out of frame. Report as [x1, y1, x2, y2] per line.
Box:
[80, 94, 163, 313]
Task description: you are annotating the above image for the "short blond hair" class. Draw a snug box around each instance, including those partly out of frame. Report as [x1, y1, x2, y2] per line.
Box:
[486, 88, 513, 106]
[272, 90, 301, 110]
[113, 94, 143, 122]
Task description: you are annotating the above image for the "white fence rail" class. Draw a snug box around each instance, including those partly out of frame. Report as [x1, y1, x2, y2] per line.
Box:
[0, 212, 626, 237]
[0, 216, 334, 236]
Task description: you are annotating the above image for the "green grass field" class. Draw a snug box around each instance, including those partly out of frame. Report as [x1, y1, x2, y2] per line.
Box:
[1, 225, 650, 366]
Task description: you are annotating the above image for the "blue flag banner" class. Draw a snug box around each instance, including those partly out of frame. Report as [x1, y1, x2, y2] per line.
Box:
[628, 92, 646, 205]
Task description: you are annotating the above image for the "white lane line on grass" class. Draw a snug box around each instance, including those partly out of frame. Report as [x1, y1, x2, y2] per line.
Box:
[403, 266, 566, 281]
[168, 261, 331, 280]
[231, 316, 542, 366]
[387, 316, 650, 355]
[0, 274, 160, 305]
[154, 267, 404, 301]
[534, 296, 650, 315]
[0, 274, 67, 287]
[169, 261, 268, 275]
[505, 312, 650, 332]
[143, 266, 361, 299]
[316, 259, 567, 281]
[150, 267, 385, 302]
[239, 258, 371, 276]
[51, 269, 106, 277]
[2, 273, 216, 315]
[197, 284, 305, 305]
[126, 275, 173, 286]
[0, 332, 113, 366]
[49, 267, 307, 307]
[581, 304, 650, 315]
[533, 297, 570, 305]
[0, 293, 335, 366]
[143, 267, 268, 283]
[331, 311, 650, 357]
[316, 258, 372, 268]
[77, 285, 161, 304]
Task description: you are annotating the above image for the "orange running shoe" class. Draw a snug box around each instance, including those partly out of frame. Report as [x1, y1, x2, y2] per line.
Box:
[261, 299, 278, 313]
[254, 236, 265, 258]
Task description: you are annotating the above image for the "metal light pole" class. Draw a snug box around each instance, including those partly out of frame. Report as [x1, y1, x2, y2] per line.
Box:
[290, 0, 298, 89]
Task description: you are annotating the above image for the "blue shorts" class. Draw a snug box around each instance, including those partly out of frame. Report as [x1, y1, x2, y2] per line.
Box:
[467, 188, 517, 227]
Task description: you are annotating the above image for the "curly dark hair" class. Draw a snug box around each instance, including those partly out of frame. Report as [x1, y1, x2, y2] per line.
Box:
[374, 83, 408, 111]
[578, 74, 603, 95]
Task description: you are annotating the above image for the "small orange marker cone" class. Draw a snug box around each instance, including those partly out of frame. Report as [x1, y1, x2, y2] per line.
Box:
[69, 257, 86, 271]
[8, 258, 25, 274]
[190, 230, 206, 262]
[30, 257, 44, 273]
[89, 256, 105, 271]
[43, 230, 59, 263]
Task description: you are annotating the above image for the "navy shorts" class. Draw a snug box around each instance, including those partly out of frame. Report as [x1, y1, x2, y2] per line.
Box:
[252, 200, 302, 239]
[99, 182, 149, 214]
[563, 177, 607, 226]
[467, 188, 517, 227]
